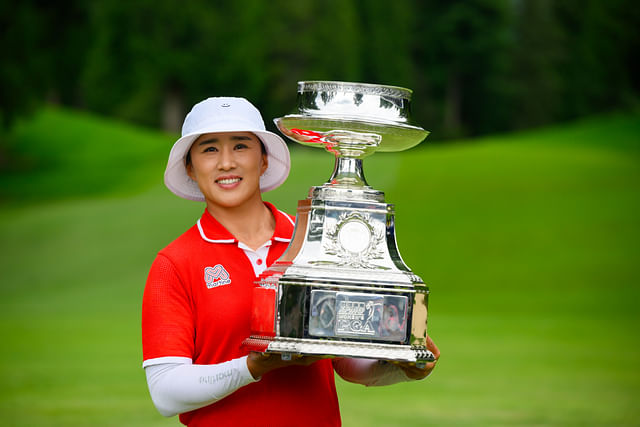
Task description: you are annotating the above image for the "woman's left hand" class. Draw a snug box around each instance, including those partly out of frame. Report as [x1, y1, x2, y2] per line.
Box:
[396, 336, 440, 380]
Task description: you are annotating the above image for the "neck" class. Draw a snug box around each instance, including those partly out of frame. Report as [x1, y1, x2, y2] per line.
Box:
[206, 197, 275, 251]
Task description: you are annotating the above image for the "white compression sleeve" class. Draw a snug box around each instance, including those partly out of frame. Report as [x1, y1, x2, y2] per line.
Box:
[332, 358, 412, 387]
[144, 356, 257, 417]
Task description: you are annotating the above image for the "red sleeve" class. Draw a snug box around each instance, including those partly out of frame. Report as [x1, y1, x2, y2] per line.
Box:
[142, 254, 195, 362]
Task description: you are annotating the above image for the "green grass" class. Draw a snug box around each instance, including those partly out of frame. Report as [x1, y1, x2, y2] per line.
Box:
[0, 108, 172, 202]
[1, 107, 639, 426]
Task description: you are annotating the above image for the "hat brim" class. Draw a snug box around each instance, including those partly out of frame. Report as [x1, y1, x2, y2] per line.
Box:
[164, 129, 291, 202]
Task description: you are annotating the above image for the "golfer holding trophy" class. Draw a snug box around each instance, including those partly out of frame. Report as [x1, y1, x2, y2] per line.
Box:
[143, 81, 439, 426]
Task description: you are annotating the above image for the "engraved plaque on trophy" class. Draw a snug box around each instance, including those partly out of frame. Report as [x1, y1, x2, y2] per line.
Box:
[243, 81, 434, 364]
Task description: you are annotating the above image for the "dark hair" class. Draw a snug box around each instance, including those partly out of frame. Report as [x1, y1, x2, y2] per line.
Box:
[185, 138, 266, 167]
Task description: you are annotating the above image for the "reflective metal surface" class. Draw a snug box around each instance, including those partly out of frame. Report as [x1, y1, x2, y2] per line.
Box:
[243, 81, 434, 363]
[298, 81, 414, 123]
[276, 81, 429, 158]
[309, 291, 409, 341]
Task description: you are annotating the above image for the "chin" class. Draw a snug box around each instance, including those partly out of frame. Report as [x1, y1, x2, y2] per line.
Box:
[202, 186, 262, 210]
[206, 195, 252, 210]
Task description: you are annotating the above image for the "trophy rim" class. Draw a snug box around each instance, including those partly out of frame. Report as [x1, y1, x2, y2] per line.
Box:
[276, 114, 428, 132]
[297, 80, 413, 99]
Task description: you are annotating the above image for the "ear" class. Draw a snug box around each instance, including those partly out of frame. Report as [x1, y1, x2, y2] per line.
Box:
[186, 162, 196, 182]
[260, 152, 269, 176]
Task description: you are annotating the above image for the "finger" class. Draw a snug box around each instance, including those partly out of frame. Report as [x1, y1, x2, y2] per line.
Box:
[400, 364, 433, 380]
[426, 336, 440, 360]
[249, 351, 269, 362]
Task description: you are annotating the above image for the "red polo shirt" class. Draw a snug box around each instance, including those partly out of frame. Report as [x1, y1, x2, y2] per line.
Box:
[142, 202, 341, 426]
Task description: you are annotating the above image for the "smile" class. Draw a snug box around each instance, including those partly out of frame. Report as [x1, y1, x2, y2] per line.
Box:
[216, 177, 242, 185]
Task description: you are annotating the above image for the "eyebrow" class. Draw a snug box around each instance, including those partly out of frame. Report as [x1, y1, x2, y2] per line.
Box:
[197, 135, 253, 146]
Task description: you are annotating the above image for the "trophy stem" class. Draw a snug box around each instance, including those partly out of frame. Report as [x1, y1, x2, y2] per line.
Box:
[311, 155, 384, 203]
[328, 156, 369, 187]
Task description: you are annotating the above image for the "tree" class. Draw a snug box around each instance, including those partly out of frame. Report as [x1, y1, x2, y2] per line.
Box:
[412, 0, 513, 137]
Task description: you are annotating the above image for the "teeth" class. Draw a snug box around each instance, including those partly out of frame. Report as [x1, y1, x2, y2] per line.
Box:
[217, 178, 241, 185]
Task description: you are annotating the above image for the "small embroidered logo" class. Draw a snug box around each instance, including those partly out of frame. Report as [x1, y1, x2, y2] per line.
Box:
[204, 264, 232, 289]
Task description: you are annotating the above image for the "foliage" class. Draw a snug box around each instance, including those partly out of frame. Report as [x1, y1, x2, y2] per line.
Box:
[1, 0, 638, 141]
[0, 1, 88, 127]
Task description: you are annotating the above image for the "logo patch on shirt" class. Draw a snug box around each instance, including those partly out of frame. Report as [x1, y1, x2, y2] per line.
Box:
[204, 264, 231, 289]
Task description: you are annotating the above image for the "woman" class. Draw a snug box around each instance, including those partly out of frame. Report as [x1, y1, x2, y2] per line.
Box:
[142, 97, 439, 426]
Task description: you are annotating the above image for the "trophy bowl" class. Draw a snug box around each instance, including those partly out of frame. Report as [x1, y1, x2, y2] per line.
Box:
[243, 81, 435, 365]
[276, 81, 429, 159]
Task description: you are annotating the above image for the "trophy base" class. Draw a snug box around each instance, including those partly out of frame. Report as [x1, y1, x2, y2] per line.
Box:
[242, 335, 435, 364]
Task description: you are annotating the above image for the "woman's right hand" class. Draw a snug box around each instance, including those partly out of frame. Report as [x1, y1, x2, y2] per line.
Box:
[246, 352, 324, 379]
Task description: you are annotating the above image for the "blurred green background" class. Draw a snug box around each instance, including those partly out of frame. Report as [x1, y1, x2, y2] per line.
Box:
[1, 1, 639, 426]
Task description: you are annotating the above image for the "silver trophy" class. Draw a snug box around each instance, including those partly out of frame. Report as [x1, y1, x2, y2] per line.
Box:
[243, 81, 435, 364]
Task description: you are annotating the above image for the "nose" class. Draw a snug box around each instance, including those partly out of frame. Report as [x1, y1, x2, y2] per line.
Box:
[217, 145, 236, 170]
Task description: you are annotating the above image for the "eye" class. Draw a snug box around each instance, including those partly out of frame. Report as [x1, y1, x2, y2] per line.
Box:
[234, 143, 249, 150]
[203, 146, 218, 153]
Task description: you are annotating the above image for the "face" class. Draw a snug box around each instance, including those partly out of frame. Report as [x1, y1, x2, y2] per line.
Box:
[186, 132, 268, 210]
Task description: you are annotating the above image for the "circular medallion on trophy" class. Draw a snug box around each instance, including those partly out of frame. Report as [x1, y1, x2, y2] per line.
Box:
[338, 219, 371, 253]
[321, 212, 386, 269]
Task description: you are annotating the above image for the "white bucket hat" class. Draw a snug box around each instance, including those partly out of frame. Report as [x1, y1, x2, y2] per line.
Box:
[164, 97, 291, 201]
